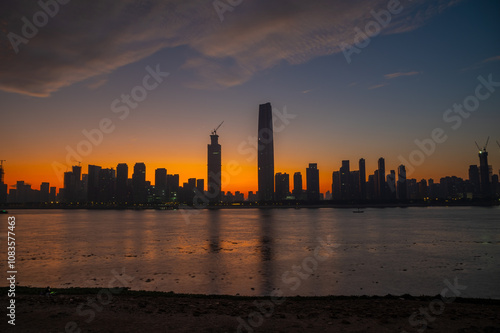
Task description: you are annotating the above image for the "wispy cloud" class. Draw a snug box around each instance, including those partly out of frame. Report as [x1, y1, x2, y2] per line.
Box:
[461, 55, 500, 72]
[0, 0, 459, 97]
[482, 55, 500, 63]
[369, 83, 388, 90]
[384, 71, 420, 79]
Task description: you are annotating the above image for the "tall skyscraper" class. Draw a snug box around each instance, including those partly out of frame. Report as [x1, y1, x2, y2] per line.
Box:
[116, 163, 129, 203]
[98, 168, 115, 203]
[468, 165, 480, 196]
[306, 163, 320, 202]
[208, 129, 222, 204]
[340, 160, 350, 200]
[63, 171, 76, 203]
[359, 158, 366, 200]
[0, 162, 7, 204]
[196, 179, 204, 193]
[275, 172, 289, 201]
[258, 102, 274, 201]
[478, 150, 491, 198]
[40, 182, 50, 203]
[132, 162, 146, 204]
[397, 165, 407, 200]
[377, 158, 386, 201]
[293, 172, 303, 199]
[87, 165, 102, 203]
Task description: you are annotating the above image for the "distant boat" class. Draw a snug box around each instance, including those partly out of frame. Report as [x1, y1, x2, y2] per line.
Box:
[353, 208, 364, 213]
[0, 210, 8, 214]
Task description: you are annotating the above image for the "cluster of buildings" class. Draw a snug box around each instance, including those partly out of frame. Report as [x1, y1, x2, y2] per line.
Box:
[0, 103, 498, 206]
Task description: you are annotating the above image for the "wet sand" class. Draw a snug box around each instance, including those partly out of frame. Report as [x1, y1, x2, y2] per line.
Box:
[2, 288, 500, 332]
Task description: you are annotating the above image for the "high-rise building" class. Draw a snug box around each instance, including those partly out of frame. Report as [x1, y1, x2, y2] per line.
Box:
[258, 102, 274, 201]
[132, 162, 146, 204]
[377, 158, 386, 200]
[208, 130, 222, 204]
[49, 187, 57, 202]
[0, 162, 7, 204]
[87, 165, 102, 203]
[98, 168, 115, 203]
[196, 179, 204, 193]
[275, 172, 289, 201]
[478, 150, 491, 198]
[167, 174, 179, 201]
[63, 171, 76, 203]
[359, 158, 366, 201]
[387, 170, 396, 200]
[40, 182, 50, 203]
[306, 163, 320, 202]
[332, 171, 341, 200]
[468, 165, 480, 196]
[0, 162, 4, 184]
[155, 168, 167, 201]
[397, 165, 407, 200]
[116, 163, 129, 203]
[340, 160, 350, 200]
[293, 172, 303, 199]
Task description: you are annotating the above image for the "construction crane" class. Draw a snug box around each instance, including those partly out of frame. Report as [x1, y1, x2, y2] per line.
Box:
[211, 121, 224, 135]
[475, 136, 489, 153]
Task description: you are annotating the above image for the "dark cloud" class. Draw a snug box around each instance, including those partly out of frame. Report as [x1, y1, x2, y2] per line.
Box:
[0, 0, 460, 97]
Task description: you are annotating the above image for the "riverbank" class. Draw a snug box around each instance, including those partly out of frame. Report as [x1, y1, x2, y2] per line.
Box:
[2, 287, 499, 332]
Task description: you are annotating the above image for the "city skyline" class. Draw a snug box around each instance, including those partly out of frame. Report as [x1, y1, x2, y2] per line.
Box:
[1, 1, 500, 194]
[1, 112, 498, 204]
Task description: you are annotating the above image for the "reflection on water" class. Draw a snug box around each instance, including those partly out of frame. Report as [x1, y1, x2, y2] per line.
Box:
[2, 207, 500, 298]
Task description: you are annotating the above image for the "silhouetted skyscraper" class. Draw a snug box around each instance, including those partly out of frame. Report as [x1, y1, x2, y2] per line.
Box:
[116, 163, 129, 203]
[397, 165, 407, 200]
[468, 165, 480, 196]
[478, 150, 491, 198]
[258, 102, 274, 201]
[377, 158, 386, 200]
[340, 160, 350, 200]
[293, 172, 303, 199]
[196, 179, 204, 193]
[98, 168, 115, 203]
[359, 158, 366, 200]
[132, 162, 146, 204]
[40, 182, 50, 203]
[63, 171, 75, 203]
[306, 163, 320, 202]
[0, 163, 7, 204]
[275, 172, 289, 201]
[87, 165, 101, 203]
[208, 130, 222, 204]
[155, 168, 167, 200]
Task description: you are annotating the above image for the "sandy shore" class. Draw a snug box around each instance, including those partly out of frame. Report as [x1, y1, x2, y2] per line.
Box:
[2, 288, 500, 332]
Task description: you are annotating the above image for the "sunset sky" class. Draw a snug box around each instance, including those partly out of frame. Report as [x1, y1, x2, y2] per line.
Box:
[1, 0, 499, 194]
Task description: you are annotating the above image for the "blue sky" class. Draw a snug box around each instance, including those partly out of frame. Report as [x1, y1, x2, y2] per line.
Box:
[0, 0, 499, 193]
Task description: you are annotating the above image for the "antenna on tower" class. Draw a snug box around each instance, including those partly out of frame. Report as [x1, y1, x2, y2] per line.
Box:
[211, 121, 224, 135]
